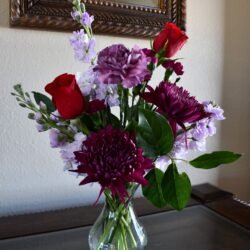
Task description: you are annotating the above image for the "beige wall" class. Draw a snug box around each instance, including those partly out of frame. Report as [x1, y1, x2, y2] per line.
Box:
[0, 0, 249, 216]
[218, 0, 250, 200]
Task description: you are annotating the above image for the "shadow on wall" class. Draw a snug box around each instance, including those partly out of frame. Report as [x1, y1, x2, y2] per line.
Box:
[218, 0, 250, 201]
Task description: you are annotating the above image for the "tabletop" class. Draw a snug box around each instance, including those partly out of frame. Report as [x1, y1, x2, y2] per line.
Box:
[0, 184, 249, 250]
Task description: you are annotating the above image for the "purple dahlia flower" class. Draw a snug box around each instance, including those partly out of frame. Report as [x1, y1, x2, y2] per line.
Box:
[141, 82, 210, 135]
[94, 44, 150, 88]
[73, 125, 153, 203]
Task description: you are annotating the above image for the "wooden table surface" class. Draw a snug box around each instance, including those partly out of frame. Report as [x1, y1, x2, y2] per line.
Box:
[0, 184, 249, 250]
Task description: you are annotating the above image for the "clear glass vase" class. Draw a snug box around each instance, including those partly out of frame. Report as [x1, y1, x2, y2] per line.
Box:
[88, 199, 147, 250]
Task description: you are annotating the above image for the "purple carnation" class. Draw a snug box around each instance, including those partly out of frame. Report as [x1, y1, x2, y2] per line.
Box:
[94, 44, 129, 84]
[123, 46, 151, 87]
[94, 44, 150, 88]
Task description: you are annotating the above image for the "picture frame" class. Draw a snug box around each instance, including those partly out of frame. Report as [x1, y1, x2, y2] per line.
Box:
[10, 0, 186, 38]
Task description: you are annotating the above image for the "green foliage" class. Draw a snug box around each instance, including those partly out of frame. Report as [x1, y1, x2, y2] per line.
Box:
[13, 84, 23, 95]
[162, 163, 191, 211]
[28, 113, 35, 120]
[19, 103, 26, 108]
[125, 120, 137, 133]
[132, 85, 144, 96]
[136, 109, 174, 159]
[32, 92, 55, 113]
[189, 151, 241, 169]
[108, 113, 120, 128]
[79, 111, 120, 134]
[80, 113, 101, 132]
[79, 114, 93, 134]
[142, 168, 167, 208]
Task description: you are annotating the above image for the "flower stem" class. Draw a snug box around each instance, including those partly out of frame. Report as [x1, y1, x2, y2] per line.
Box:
[97, 185, 140, 249]
[121, 215, 137, 248]
[120, 220, 129, 250]
[123, 89, 129, 128]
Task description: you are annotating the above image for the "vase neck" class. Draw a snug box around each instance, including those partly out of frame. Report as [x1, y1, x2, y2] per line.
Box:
[103, 197, 133, 214]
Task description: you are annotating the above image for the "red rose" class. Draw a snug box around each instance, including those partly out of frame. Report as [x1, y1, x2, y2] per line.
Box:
[153, 23, 188, 58]
[45, 74, 85, 119]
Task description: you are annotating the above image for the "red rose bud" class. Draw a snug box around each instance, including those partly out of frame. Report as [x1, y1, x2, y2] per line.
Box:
[45, 74, 85, 119]
[153, 23, 188, 58]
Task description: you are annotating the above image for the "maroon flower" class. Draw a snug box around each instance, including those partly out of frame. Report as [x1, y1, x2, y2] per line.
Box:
[74, 125, 153, 203]
[163, 60, 184, 76]
[142, 48, 157, 64]
[141, 82, 210, 135]
[86, 99, 106, 114]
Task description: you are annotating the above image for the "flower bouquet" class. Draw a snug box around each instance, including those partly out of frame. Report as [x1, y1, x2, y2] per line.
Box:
[12, 1, 241, 249]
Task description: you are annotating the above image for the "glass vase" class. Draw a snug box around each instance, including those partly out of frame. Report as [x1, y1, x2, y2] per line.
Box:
[88, 198, 147, 250]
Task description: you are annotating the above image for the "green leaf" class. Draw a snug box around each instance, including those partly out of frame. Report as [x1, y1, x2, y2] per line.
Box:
[79, 115, 93, 134]
[108, 113, 120, 128]
[142, 168, 167, 208]
[136, 109, 174, 159]
[13, 84, 23, 94]
[189, 151, 241, 169]
[136, 134, 157, 158]
[80, 113, 102, 132]
[126, 120, 137, 133]
[175, 77, 181, 84]
[132, 85, 143, 96]
[19, 103, 27, 108]
[32, 92, 55, 113]
[162, 163, 191, 211]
